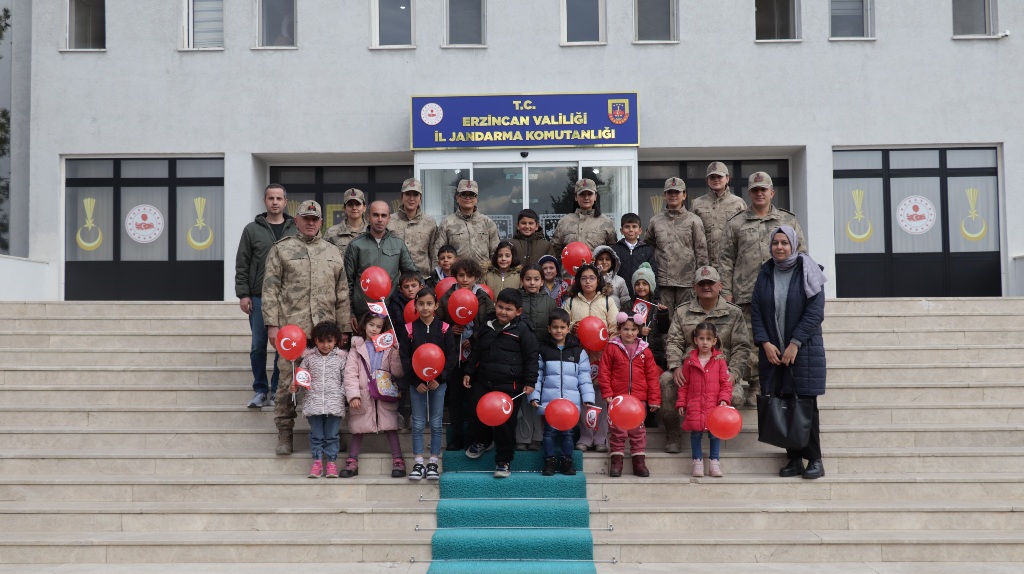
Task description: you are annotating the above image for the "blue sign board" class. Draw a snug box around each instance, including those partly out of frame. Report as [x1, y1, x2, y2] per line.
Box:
[411, 93, 639, 150]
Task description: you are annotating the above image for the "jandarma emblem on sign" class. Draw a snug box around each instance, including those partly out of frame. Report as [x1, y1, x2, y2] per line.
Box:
[607, 99, 629, 125]
[125, 204, 165, 244]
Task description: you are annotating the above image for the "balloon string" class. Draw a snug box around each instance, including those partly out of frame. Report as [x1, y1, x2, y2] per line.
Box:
[291, 359, 296, 406]
[510, 391, 527, 401]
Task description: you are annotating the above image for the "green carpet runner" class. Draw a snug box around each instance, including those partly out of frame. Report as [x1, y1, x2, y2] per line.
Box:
[428, 450, 597, 574]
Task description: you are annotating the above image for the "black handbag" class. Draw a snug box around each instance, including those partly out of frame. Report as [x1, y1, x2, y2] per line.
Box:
[756, 370, 814, 450]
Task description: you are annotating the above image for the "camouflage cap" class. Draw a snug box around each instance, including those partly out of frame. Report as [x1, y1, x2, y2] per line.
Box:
[401, 178, 423, 194]
[663, 177, 686, 193]
[456, 180, 479, 195]
[706, 161, 730, 178]
[343, 188, 366, 205]
[748, 172, 773, 190]
[575, 179, 597, 194]
[694, 265, 721, 283]
[296, 200, 323, 219]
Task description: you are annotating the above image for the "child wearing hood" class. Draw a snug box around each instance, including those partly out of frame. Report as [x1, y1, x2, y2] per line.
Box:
[593, 245, 631, 310]
[538, 254, 570, 307]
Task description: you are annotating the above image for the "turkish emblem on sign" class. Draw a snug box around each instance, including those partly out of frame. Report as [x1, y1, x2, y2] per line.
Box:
[608, 99, 630, 125]
[372, 330, 395, 352]
[125, 205, 165, 244]
[632, 299, 652, 326]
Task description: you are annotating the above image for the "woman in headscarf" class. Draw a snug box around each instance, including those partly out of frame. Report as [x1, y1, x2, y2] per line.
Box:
[750, 225, 828, 479]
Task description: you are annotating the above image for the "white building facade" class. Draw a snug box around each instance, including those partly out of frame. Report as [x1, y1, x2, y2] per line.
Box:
[3, 0, 1021, 300]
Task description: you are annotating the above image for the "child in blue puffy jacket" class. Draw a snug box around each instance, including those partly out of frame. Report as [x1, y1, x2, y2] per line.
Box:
[530, 308, 595, 476]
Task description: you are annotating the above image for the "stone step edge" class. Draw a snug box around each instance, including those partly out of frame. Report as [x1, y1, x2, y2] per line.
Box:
[591, 528, 1024, 544]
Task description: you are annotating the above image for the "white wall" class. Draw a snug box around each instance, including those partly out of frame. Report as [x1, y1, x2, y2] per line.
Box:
[13, 0, 1023, 299]
[0, 254, 54, 300]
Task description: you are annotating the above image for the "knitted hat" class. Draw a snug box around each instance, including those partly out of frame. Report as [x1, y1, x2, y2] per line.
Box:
[632, 262, 656, 292]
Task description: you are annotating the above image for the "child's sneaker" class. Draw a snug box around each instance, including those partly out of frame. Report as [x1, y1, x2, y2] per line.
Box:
[340, 457, 358, 478]
[465, 442, 493, 459]
[493, 462, 511, 478]
[709, 459, 723, 478]
[391, 457, 407, 478]
[559, 455, 577, 476]
[692, 459, 705, 477]
[308, 460, 323, 479]
[325, 461, 340, 478]
[408, 462, 425, 481]
[425, 462, 440, 480]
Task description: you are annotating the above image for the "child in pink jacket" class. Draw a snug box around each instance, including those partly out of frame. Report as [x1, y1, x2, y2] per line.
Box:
[342, 313, 406, 479]
[677, 321, 733, 478]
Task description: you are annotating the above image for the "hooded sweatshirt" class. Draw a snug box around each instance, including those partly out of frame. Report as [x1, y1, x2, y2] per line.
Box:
[593, 245, 631, 310]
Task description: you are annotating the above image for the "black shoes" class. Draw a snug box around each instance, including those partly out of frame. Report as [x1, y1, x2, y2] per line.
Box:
[559, 455, 577, 476]
[542, 457, 557, 476]
[802, 459, 825, 479]
[779, 458, 805, 477]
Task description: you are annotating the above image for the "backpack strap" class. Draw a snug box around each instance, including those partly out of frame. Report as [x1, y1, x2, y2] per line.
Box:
[441, 321, 450, 334]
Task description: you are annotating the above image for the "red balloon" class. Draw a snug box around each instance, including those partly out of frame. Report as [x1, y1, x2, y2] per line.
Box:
[275, 324, 307, 362]
[435, 277, 457, 300]
[478, 284, 495, 301]
[607, 395, 645, 430]
[477, 390, 514, 427]
[403, 300, 419, 324]
[447, 288, 480, 326]
[560, 241, 593, 277]
[360, 266, 393, 301]
[544, 398, 580, 432]
[577, 316, 609, 352]
[707, 405, 743, 440]
[412, 343, 445, 382]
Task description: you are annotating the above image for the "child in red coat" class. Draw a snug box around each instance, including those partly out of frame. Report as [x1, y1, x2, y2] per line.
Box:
[599, 312, 662, 477]
[676, 322, 733, 478]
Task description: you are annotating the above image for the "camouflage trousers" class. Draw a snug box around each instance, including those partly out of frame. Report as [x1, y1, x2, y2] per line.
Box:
[658, 371, 682, 445]
[738, 303, 760, 399]
[659, 286, 694, 314]
[274, 354, 297, 432]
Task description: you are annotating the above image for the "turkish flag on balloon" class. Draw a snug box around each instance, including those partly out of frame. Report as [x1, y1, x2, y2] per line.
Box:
[447, 288, 479, 326]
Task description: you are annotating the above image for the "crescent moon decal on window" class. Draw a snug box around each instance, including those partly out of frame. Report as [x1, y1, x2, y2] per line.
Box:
[422, 367, 438, 379]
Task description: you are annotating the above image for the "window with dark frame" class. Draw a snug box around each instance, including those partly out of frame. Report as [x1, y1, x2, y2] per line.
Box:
[755, 0, 798, 40]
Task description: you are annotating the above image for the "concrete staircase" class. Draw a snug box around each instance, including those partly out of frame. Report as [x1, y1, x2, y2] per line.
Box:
[1, 299, 1022, 573]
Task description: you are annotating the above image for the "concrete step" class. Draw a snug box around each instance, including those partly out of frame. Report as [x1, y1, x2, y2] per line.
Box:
[826, 363, 1024, 383]
[4, 448, 1022, 476]
[591, 528, 1024, 563]
[0, 333, 253, 350]
[0, 500, 437, 533]
[826, 345, 1024, 365]
[823, 329, 1024, 346]
[823, 381, 1021, 404]
[0, 317, 250, 332]
[823, 297, 1024, 315]
[0, 385, 256, 406]
[0, 302, 239, 319]
[0, 366, 253, 386]
[823, 313, 1024, 331]
[0, 349, 250, 367]
[0, 529, 433, 564]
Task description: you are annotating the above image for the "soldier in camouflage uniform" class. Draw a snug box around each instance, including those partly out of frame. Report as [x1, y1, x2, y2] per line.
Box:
[720, 172, 806, 405]
[691, 162, 747, 272]
[263, 200, 353, 455]
[388, 178, 438, 280]
[432, 180, 500, 271]
[550, 179, 618, 253]
[661, 265, 752, 452]
[644, 177, 709, 312]
[324, 188, 368, 255]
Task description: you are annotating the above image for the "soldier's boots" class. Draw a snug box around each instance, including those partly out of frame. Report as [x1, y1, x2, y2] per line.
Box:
[608, 454, 624, 477]
[632, 455, 650, 477]
[664, 430, 683, 454]
[275, 430, 293, 456]
[745, 380, 761, 407]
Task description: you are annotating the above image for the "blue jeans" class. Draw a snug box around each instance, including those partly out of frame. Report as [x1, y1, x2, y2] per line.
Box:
[691, 430, 721, 460]
[308, 414, 341, 461]
[249, 296, 280, 395]
[410, 383, 447, 456]
[542, 420, 574, 458]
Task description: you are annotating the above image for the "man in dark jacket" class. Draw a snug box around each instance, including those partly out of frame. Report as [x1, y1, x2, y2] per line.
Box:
[462, 289, 539, 478]
[344, 201, 418, 321]
[235, 184, 296, 408]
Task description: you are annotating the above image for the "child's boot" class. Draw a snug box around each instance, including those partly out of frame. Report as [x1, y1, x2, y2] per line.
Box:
[559, 455, 576, 476]
[608, 454, 624, 477]
[542, 457, 557, 476]
[692, 458, 704, 477]
[709, 459, 723, 477]
[340, 457, 358, 478]
[632, 454, 650, 477]
[391, 457, 407, 478]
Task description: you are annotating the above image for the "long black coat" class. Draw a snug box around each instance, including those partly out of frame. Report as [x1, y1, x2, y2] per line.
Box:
[750, 258, 826, 396]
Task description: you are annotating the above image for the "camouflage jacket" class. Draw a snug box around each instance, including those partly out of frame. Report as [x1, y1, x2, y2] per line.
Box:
[665, 296, 752, 385]
[388, 208, 438, 279]
[344, 230, 418, 318]
[324, 220, 367, 256]
[432, 210, 500, 271]
[691, 189, 746, 270]
[720, 206, 806, 305]
[262, 234, 352, 335]
[551, 209, 617, 254]
[644, 208, 709, 288]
